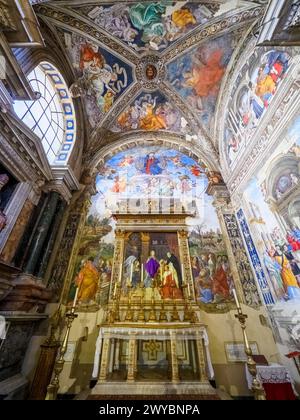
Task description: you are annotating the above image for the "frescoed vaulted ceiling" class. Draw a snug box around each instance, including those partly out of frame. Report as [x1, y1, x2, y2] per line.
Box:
[33, 1, 265, 161]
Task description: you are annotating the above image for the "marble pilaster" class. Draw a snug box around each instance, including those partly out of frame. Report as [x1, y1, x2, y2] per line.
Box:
[24, 192, 60, 275]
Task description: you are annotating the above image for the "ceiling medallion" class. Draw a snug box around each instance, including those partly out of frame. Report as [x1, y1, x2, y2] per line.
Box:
[136, 55, 166, 90]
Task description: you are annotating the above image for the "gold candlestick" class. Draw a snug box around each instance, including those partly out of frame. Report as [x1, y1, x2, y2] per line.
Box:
[45, 306, 78, 400]
[233, 292, 266, 400]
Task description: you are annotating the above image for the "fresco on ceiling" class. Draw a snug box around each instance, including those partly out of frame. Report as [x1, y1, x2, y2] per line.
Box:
[241, 116, 300, 303]
[82, 2, 220, 52]
[225, 49, 291, 167]
[111, 91, 191, 134]
[167, 33, 236, 127]
[65, 33, 133, 127]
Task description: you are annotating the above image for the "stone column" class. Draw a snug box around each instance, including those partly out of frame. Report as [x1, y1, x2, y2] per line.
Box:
[195, 333, 208, 382]
[114, 339, 120, 371]
[170, 333, 179, 384]
[24, 191, 60, 275]
[36, 199, 66, 280]
[99, 335, 110, 383]
[127, 336, 136, 383]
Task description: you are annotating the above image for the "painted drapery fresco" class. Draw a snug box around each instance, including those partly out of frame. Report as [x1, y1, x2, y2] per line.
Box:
[225, 49, 291, 167]
[65, 33, 133, 127]
[242, 116, 300, 303]
[79, 2, 220, 53]
[111, 91, 191, 134]
[167, 33, 237, 127]
[122, 232, 183, 300]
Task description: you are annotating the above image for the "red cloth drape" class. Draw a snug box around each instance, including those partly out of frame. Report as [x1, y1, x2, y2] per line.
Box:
[263, 382, 297, 400]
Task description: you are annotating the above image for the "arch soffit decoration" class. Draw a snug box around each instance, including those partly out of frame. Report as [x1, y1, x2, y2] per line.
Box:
[32, 1, 265, 166]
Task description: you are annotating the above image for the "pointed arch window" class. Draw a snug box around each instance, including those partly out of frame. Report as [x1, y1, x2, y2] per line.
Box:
[13, 62, 76, 165]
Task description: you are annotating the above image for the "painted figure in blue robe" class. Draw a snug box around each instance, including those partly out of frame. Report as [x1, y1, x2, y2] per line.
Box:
[199, 287, 213, 303]
[144, 250, 160, 287]
[292, 227, 300, 243]
[144, 153, 163, 175]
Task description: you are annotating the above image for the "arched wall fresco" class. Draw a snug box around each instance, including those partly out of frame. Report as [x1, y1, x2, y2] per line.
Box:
[67, 145, 236, 313]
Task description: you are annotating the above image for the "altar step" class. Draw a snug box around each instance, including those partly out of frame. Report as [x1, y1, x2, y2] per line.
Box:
[89, 381, 218, 399]
[87, 394, 220, 400]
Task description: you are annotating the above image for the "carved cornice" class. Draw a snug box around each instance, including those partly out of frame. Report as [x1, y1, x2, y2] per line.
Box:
[1, 0, 44, 48]
[0, 111, 52, 181]
[45, 165, 81, 202]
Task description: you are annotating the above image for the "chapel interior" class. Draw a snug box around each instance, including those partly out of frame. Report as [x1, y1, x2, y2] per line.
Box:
[0, 0, 300, 401]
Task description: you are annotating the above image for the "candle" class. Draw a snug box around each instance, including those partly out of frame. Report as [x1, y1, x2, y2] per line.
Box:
[141, 263, 144, 284]
[181, 264, 185, 284]
[114, 281, 117, 297]
[187, 283, 191, 297]
[232, 288, 241, 310]
[72, 286, 80, 309]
